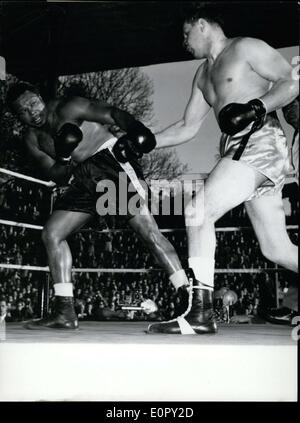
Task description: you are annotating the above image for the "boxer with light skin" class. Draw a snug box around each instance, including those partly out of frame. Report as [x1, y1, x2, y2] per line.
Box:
[258, 96, 299, 325]
[147, 5, 298, 334]
[7, 82, 191, 329]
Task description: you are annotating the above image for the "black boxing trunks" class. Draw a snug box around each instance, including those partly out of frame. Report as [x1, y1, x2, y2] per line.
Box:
[219, 113, 291, 201]
[53, 138, 149, 222]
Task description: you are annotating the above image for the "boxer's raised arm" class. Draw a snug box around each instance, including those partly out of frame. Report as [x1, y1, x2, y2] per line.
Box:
[67, 97, 139, 131]
[155, 67, 211, 148]
[242, 38, 299, 112]
[68, 97, 157, 162]
[25, 131, 72, 185]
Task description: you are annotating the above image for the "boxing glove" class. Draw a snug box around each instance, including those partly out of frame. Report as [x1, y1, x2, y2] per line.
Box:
[54, 123, 83, 163]
[218, 98, 267, 136]
[112, 121, 156, 163]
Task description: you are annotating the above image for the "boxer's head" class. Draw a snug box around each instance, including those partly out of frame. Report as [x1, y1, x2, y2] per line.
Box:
[7, 82, 47, 127]
[182, 5, 225, 58]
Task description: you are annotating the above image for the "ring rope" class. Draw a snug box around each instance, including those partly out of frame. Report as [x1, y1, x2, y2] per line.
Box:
[0, 219, 43, 230]
[1, 166, 297, 188]
[0, 168, 56, 187]
[0, 219, 298, 233]
[0, 168, 298, 233]
[0, 263, 288, 273]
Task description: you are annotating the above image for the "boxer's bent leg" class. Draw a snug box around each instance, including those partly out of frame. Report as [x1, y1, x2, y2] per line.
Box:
[148, 159, 268, 334]
[245, 193, 298, 273]
[128, 203, 189, 291]
[247, 194, 298, 324]
[42, 210, 93, 285]
[187, 158, 267, 288]
[26, 210, 93, 329]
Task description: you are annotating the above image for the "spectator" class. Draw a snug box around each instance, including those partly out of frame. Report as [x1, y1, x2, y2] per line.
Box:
[0, 298, 13, 322]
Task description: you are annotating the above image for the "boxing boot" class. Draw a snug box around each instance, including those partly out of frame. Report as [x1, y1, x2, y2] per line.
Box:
[148, 271, 217, 334]
[173, 284, 190, 316]
[25, 296, 79, 330]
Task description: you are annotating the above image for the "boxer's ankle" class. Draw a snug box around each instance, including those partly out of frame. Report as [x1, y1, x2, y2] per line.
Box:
[53, 282, 73, 297]
[169, 269, 189, 291]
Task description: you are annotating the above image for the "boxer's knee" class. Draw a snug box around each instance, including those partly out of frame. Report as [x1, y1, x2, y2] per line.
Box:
[144, 228, 170, 253]
[144, 228, 160, 248]
[260, 242, 283, 265]
[201, 207, 220, 227]
[41, 226, 63, 249]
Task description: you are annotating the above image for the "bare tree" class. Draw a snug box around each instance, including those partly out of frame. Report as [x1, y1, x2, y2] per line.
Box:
[0, 76, 26, 172]
[141, 148, 188, 181]
[58, 68, 189, 180]
[58, 68, 154, 125]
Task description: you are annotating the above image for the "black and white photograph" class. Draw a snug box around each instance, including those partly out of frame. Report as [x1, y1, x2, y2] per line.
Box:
[0, 1, 298, 405]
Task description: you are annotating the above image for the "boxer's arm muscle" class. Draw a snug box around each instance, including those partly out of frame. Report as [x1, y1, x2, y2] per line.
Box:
[68, 97, 138, 131]
[242, 38, 299, 111]
[155, 68, 211, 148]
[25, 131, 71, 184]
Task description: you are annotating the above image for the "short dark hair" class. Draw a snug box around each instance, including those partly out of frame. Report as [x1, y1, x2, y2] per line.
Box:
[6, 82, 39, 111]
[183, 3, 225, 28]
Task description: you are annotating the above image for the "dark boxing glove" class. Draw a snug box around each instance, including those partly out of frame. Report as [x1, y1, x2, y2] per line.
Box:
[218, 99, 267, 136]
[112, 121, 156, 163]
[54, 123, 83, 163]
[112, 134, 142, 163]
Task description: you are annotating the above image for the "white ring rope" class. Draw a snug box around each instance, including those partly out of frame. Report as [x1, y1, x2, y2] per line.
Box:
[0, 264, 150, 272]
[0, 168, 56, 187]
[0, 219, 298, 233]
[0, 219, 43, 230]
[0, 263, 289, 273]
[0, 168, 298, 233]
[80, 225, 299, 233]
[1, 167, 296, 189]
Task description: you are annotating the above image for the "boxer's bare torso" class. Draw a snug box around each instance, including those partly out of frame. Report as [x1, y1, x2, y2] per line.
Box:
[26, 98, 114, 162]
[196, 37, 271, 117]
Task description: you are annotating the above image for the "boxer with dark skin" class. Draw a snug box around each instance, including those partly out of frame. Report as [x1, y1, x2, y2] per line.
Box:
[7, 83, 190, 329]
[148, 5, 298, 334]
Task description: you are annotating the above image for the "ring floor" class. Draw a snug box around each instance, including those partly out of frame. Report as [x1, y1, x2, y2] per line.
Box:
[1, 321, 296, 344]
[0, 321, 297, 401]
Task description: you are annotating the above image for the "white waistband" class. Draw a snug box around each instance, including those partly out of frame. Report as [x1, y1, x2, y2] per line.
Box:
[92, 137, 118, 156]
[92, 136, 146, 200]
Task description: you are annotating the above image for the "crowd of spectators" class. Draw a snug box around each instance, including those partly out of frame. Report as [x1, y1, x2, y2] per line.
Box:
[0, 269, 40, 322]
[0, 178, 298, 323]
[0, 179, 51, 224]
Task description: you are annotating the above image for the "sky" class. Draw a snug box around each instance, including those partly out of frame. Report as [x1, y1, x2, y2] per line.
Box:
[141, 46, 298, 175]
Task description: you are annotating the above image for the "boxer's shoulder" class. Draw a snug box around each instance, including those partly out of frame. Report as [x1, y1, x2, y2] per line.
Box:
[194, 61, 207, 86]
[233, 37, 271, 56]
[56, 95, 88, 117]
[24, 128, 41, 158]
[24, 127, 38, 145]
[218, 37, 248, 60]
[25, 127, 56, 158]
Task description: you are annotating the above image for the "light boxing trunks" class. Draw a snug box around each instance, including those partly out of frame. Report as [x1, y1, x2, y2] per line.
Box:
[53, 137, 149, 223]
[219, 112, 291, 201]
